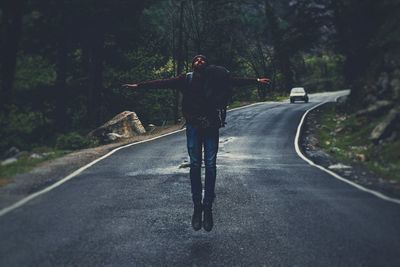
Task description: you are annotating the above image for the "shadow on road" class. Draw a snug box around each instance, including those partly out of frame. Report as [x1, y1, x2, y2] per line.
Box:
[189, 239, 213, 264]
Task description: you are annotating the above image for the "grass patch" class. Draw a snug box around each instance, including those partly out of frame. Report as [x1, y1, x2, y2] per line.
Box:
[315, 104, 400, 181]
[228, 101, 257, 109]
[368, 140, 400, 180]
[0, 149, 67, 184]
[228, 94, 288, 109]
[271, 95, 289, 102]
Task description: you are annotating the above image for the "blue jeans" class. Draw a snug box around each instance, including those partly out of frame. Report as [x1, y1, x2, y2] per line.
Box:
[186, 124, 219, 206]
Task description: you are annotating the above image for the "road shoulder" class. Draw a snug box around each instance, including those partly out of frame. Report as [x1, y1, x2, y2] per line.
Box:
[0, 124, 184, 211]
[300, 102, 400, 200]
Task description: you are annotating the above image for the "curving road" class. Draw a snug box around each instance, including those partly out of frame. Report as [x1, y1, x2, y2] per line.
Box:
[1, 91, 400, 266]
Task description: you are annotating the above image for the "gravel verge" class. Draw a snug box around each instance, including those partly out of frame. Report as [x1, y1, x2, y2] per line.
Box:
[0, 124, 184, 210]
[300, 102, 400, 200]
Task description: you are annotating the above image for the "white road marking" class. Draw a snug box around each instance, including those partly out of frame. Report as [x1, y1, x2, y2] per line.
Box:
[4, 95, 396, 217]
[294, 94, 400, 205]
[0, 102, 269, 217]
[0, 130, 186, 217]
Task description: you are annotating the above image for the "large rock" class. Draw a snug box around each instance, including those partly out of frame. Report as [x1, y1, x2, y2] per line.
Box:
[369, 106, 400, 142]
[1, 157, 18, 166]
[355, 100, 392, 117]
[88, 111, 146, 142]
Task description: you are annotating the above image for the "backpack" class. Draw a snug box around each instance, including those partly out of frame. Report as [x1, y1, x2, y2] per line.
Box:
[186, 65, 232, 127]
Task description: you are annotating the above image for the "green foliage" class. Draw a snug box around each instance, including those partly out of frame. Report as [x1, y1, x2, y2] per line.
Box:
[316, 104, 400, 181]
[104, 50, 176, 125]
[14, 54, 56, 91]
[154, 58, 175, 78]
[0, 150, 67, 181]
[0, 107, 52, 152]
[370, 141, 400, 181]
[302, 53, 345, 92]
[55, 132, 92, 150]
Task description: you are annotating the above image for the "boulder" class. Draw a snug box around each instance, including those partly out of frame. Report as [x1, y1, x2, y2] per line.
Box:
[369, 106, 400, 142]
[88, 111, 146, 142]
[1, 157, 18, 166]
[30, 153, 44, 159]
[106, 133, 125, 142]
[355, 100, 392, 117]
[328, 163, 352, 170]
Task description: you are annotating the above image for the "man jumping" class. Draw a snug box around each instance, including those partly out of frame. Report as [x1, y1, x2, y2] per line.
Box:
[124, 55, 270, 232]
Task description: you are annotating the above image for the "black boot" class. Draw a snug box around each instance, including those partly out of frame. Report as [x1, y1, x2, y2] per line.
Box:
[203, 204, 213, 232]
[191, 204, 203, 231]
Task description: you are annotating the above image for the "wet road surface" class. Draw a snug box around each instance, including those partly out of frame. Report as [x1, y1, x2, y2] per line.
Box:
[1, 91, 400, 266]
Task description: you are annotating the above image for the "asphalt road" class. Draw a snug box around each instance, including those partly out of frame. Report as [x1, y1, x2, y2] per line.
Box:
[1, 91, 400, 266]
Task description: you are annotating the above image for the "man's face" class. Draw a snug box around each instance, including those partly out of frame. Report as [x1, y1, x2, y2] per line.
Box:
[193, 57, 206, 70]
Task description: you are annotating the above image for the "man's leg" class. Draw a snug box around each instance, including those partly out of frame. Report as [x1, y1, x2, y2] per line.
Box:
[186, 124, 203, 204]
[186, 124, 203, 230]
[203, 127, 219, 205]
[203, 127, 219, 231]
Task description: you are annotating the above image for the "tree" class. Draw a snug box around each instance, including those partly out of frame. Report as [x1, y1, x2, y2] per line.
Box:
[0, 0, 23, 112]
[330, 0, 400, 109]
[263, 0, 329, 92]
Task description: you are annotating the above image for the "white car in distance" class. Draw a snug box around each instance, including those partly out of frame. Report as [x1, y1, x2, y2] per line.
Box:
[290, 87, 309, 103]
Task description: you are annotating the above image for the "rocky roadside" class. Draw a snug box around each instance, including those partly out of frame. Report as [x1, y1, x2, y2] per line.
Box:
[0, 124, 184, 210]
[300, 102, 400, 200]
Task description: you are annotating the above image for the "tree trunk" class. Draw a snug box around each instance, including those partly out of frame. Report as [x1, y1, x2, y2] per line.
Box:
[87, 30, 105, 128]
[256, 39, 268, 99]
[277, 50, 294, 91]
[0, 0, 23, 112]
[55, 23, 68, 132]
[174, 0, 185, 124]
[264, 1, 293, 93]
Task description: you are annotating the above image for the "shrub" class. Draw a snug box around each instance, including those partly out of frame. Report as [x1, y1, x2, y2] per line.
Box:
[0, 107, 51, 153]
[55, 132, 90, 150]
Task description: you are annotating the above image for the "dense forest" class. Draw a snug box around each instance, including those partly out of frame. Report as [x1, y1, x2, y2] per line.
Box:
[0, 0, 399, 153]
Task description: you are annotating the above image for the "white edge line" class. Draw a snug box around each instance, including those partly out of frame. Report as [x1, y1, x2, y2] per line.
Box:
[228, 101, 266, 111]
[294, 96, 400, 205]
[0, 128, 187, 217]
[0, 101, 271, 217]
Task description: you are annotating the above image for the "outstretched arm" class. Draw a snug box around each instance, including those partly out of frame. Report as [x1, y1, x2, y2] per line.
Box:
[123, 75, 186, 90]
[123, 83, 139, 89]
[257, 78, 270, 84]
[230, 77, 270, 87]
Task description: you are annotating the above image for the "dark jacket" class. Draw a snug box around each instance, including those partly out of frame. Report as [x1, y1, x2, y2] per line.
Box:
[137, 65, 258, 127]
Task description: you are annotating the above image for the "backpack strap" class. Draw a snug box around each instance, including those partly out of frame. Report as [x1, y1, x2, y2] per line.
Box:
[186, 72, 193, 85]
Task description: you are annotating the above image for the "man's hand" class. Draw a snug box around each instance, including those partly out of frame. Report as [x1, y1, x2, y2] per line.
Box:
[257, 78, 270, 84]
[122, 83, 139, 89]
